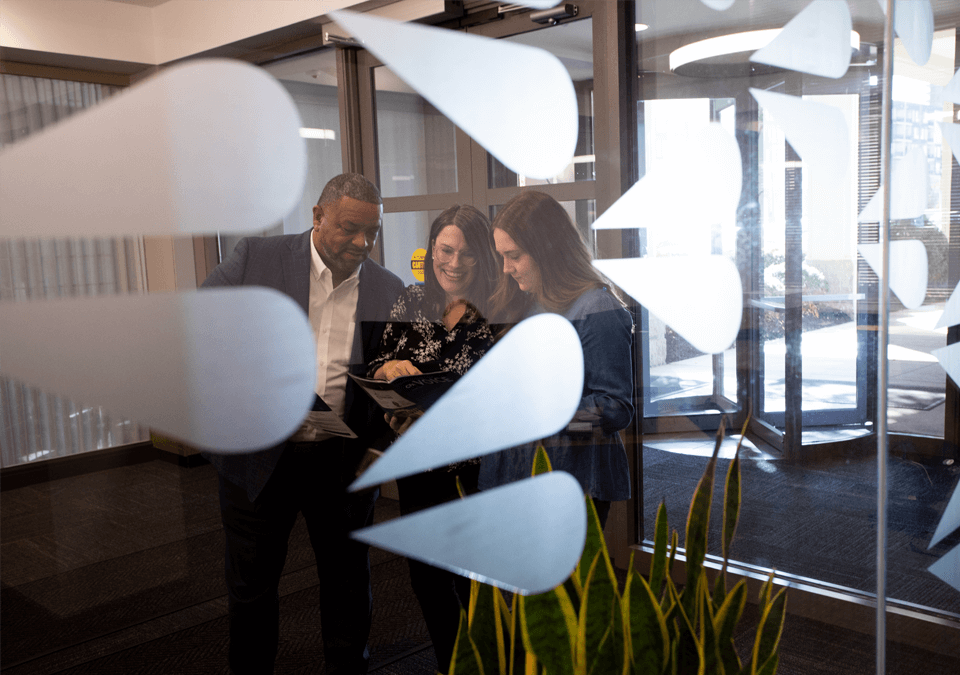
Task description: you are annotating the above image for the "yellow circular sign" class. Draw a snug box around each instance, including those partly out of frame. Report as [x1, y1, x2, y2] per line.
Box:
[411, 247, 427, 283]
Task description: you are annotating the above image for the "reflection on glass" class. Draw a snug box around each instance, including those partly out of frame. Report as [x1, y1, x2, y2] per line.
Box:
[884, 29, 954, 438]
[639, 98, 738, 415]
[375, 66, 458, 198]
[488, 18, 595, 188]
[634, 0, 960, 642]
[759, 93, 861, 420]
[244, 50, 344, 262]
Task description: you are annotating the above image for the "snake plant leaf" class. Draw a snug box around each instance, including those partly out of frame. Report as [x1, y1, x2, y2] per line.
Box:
[714, 579, 747, 674]
[470, 581, 502, 675]
[670, 581, 704, 675]
[584, 625, 620, 675]
[578, 552, 624, 675]
[752, 588, 787, 675]
[520, 583, 578, 675]
[622, 567, 669, 675]
[758, 573, 774, 610]
[451, 609, 485, 675]
[565, 573, 584, 607]
[685, 425, 723, 608]
[493, 586, 511, 675]
[698, 575, 723, 675]
[577, 496, 609, 590]
[531, 445, 553, 476]
[722, 418, 748, 570]
[667, 530, 679, 584]
[508, 593, 527, 675]
[650, 501, 669, 600]
[755, 653, 780, 675]
[712, 572, 727, 608]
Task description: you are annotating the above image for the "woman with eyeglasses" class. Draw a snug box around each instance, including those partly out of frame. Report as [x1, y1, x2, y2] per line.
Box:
[367, 204, 500, 675]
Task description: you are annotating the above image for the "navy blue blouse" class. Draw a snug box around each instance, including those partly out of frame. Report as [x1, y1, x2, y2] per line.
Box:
[478, 287, 634, 501]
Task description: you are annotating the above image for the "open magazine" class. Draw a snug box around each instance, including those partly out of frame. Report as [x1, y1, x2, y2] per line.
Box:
[349, 371, 461, 412]
[351, 372, 603, 434]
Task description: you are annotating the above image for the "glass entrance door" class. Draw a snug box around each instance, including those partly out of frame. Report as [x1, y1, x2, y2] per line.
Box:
[637, 90, 875, 446]
[637, 97, 740, 433]
[750, 92, 873, 448]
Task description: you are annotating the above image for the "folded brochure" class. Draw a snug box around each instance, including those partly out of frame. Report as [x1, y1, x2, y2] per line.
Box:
[349, 371, 460, 411]
[301, 394, 357, 438]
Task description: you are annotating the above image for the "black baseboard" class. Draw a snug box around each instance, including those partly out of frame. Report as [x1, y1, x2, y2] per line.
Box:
[1, 443, 209, 491]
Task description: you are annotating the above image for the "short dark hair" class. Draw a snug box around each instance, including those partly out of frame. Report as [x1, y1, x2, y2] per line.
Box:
[423, 205, 499, 317]
[317, 173, 382, 207]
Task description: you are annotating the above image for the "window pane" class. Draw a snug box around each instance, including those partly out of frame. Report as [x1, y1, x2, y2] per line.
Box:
[249, 50, 344, 261]
[375, 67, 458, 198]
[488, 18, 595, 188]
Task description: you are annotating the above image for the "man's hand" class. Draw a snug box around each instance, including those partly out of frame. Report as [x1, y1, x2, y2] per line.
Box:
[384, 410, 423, 435]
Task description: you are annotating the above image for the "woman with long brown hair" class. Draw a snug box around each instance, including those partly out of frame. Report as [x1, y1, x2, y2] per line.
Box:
[480, 190, 634, 527]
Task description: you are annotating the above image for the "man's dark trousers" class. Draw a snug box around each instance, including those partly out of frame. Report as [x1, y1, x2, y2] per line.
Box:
[218, 439, 376, 674]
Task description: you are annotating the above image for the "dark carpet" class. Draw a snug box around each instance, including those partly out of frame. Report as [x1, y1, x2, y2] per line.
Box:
[1, 460, 433, 674]
[2, 455, 959, 674]
[642, 447, 960, 613]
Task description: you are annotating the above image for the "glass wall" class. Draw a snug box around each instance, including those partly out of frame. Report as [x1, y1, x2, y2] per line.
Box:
[633, 0, 960, 664]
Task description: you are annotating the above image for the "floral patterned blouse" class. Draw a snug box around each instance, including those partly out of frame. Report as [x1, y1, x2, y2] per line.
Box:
[368, 284, 496, 379]
[369, 285, 496, 473]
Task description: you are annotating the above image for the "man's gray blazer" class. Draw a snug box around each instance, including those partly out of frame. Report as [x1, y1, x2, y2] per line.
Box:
[200, 230, 404, 500]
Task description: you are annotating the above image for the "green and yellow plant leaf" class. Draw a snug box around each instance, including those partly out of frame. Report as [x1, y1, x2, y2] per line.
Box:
[531, 445, 552, 476]
[722, 417, 748, 581]
[650, 502, 669, 600]
[698, 575, 723, 675]
[667, 530, 679, 588]
[469, 580, 504, 675]
[751, 588, 786, 675]
[758, 574, 773, 611]
[577, 551, 624, 675]
[670, 580, 704, 675]
[684, 424, 724, 616]
[622, 564, 669, 675]
[450, 608, 484, 675]
[519, 582, 578, 675]
[508, 592, 526, 675]
[577, 496, 609, 591]
[714, 579, 747, 675]
[755, 654, 779, 675]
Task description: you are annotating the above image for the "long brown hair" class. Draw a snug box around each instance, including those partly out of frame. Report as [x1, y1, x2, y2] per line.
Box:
[490, 191, 610, 318]
[423, 204, 499, 318]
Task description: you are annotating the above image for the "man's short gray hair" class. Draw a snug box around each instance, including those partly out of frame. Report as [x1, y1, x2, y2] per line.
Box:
[317, 173, 382, 207]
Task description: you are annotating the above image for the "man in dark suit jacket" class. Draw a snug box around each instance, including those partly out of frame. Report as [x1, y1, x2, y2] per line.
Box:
[201, 173, 403, 674]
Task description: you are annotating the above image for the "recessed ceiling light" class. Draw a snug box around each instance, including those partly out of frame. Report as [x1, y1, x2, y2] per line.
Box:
[669, 28, 860, 72]
[635, 23, 649, 32]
